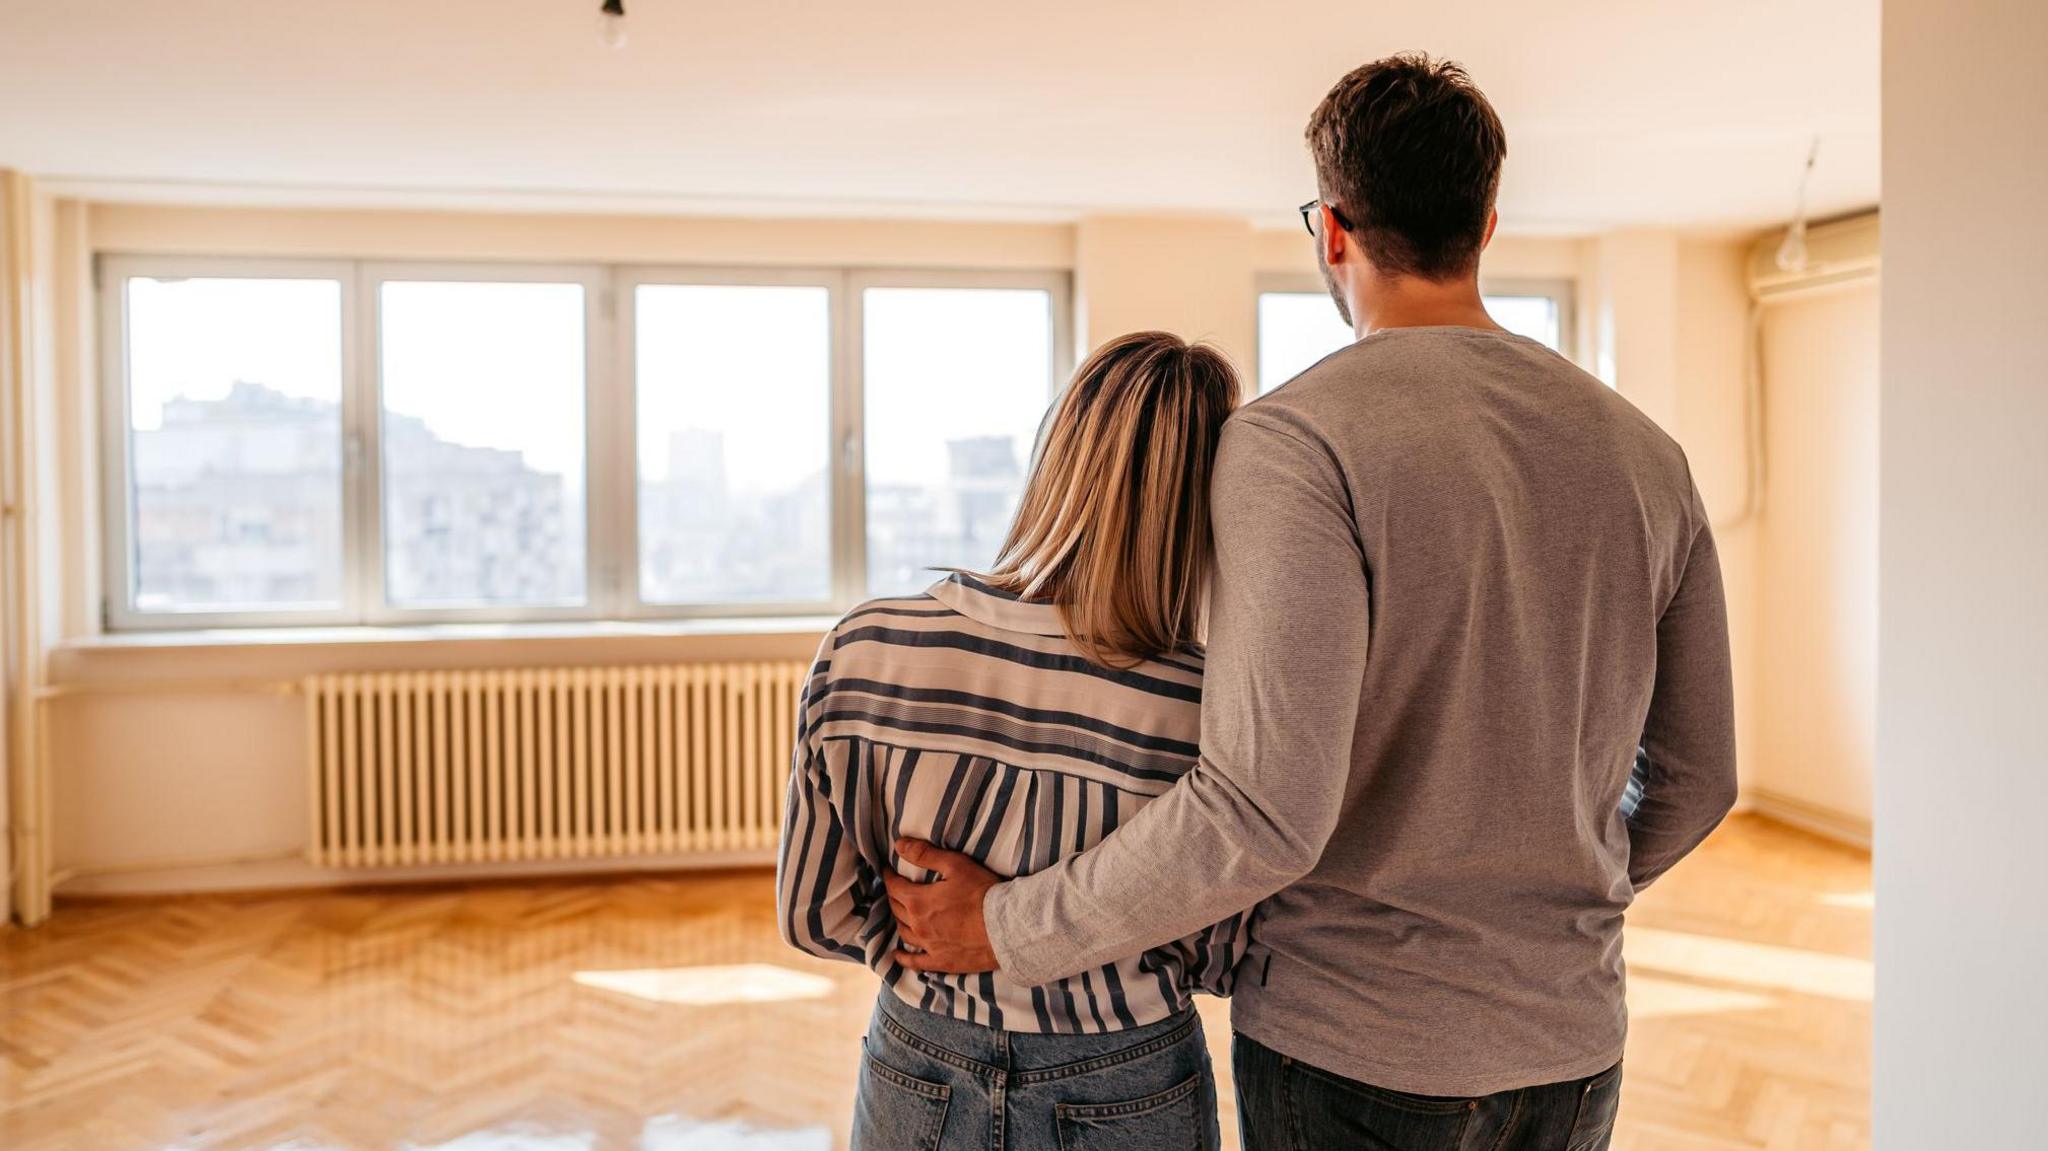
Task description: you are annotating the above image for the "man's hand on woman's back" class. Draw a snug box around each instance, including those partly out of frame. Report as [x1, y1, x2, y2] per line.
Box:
[884, 838, 1002, 974]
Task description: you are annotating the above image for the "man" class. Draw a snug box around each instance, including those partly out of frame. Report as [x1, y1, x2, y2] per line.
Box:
[885, 53, 1736, 1150]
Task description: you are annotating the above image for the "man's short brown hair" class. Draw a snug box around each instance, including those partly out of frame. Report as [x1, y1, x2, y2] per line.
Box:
[1305, 53, 1506, 280]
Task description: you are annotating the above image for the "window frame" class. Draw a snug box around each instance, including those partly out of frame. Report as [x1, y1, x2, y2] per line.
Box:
[847, 267, 1074, 605]
[98, 254, 366, 631]
[1252, 272, 1578, 391]
[359, 261, 614, 625]
[98, 255, 1073, 632]
[614, 265, 850, 621]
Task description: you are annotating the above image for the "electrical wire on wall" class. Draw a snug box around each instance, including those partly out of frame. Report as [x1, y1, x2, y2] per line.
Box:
[1719, 136, 1822, 533]
[1776, 138, 1822, 275]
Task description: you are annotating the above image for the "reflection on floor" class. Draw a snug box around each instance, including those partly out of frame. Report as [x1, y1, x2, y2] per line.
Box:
[0, 815, 1868, 1150]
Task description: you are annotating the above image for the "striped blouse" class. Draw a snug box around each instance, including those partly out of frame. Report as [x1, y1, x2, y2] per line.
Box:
[776, 573, 1251, 1033]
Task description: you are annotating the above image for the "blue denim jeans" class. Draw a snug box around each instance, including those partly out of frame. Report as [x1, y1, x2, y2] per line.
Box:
[852, 989, 1221, 1151]
[1233, 1034, 1623, 1151]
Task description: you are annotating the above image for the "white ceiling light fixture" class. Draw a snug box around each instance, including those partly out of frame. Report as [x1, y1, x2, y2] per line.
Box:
[1775, 136, 1822, 273]
[597, 0, 628, 50]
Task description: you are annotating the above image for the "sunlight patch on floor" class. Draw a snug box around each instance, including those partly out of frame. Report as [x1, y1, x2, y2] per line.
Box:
[1625, 972, 1777, 1019]
[642, 1116, 832, 1150]
[1626, 926, 1873, 1001]
[1821, 890, 1875, 910]
[574, 964, 837, 1006]
[402, 1128, 595, 1151]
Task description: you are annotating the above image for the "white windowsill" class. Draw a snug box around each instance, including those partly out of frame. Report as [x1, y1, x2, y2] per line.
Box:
[61, 613, 839, 652]
[48, 615, 837, 691]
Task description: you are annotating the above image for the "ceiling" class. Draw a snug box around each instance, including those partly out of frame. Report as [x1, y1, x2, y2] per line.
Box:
[0, 0, 1879, 234]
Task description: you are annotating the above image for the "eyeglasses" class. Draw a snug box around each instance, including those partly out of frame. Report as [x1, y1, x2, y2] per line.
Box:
[1299, 199, 1352, 236]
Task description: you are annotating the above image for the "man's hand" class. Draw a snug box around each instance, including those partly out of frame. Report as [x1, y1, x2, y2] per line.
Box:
[883, 839, 1002, 974]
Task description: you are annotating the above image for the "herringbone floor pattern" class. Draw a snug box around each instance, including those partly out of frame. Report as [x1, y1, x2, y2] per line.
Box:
[2, 815, 1869, 1150]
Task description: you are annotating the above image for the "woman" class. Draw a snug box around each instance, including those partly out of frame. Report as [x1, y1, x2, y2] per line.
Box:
[777, 331, 1247, 1151]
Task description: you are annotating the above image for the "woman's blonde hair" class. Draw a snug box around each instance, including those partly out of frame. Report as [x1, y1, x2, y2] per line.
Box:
[977, 331, 1243, 668]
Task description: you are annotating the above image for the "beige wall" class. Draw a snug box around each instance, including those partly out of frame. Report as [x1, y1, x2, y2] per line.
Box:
[86, 203, 1078, 270]
[1752, 282, 1879, 834]
[1076, 216, 1256, 367]
[1878, 0, 2048, 1141]
[35, 202, 1769, 897]
[1566, 231, 1762, 803]
[1671, 240, 1761, 806]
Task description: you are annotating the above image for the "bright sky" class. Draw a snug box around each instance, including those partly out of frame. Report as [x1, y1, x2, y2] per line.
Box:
[379, 280, 587, 479]
[634, 284, 830, 493]
[127, 275, 1056, 501]
[634, 284, 1054, 497]
[127, 274, 592, 480]
[862, 288, 1053, 488]
[126, 276, 344, 425]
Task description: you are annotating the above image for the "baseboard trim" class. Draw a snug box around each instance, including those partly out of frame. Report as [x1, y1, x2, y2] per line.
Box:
[1746, 788, 1872, 850]
[53, 849, 776, 899]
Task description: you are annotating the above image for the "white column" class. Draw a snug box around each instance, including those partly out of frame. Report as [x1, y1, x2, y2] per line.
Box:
[1877, 1, 2048, 1145]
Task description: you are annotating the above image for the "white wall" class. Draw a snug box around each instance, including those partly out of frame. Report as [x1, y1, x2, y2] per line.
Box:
[1878, 0, 2048, 1145]
[1753, 282, 1879, 836]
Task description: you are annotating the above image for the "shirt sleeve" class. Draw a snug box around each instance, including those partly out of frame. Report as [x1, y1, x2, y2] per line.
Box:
[1627, 484, 1740, 888]
[984, 414, 1370, 987]
[776, 631, 883, 964]
[1177, 906, 1260, 998]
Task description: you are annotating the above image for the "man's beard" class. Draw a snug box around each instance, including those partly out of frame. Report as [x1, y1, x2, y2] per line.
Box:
[1316, 240, 1354, 329]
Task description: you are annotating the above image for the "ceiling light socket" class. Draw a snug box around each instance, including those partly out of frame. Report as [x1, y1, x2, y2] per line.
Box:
[598, 0, 628, 50]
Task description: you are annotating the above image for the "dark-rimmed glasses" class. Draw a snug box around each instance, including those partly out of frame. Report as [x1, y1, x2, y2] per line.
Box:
[1299, 199, 1352, 236]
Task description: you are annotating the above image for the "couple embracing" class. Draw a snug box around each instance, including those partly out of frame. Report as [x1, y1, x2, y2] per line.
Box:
[778, 53, 1735, 1151]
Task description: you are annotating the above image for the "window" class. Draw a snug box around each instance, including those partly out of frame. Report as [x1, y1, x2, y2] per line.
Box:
[630, 279, 833, 607]
[101, 259, 1071, 629]
[107, 265, 349, 624]
[859, 281, 1058, 597]
[375, 275, 592, 611]
[1257, 289, 1356, 398]
[1254, 277, 1575, 393]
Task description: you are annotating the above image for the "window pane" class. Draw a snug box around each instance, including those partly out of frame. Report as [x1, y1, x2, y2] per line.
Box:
[1257, 290, 1566, 393]
[378, 280, 588, 608]
[863, 287, 1053, 597]
[1257, 291, 1355, 393]
[124, 275, 344, 613]
[1485, 294, 1563, 350]
[635, 284, 832, 605]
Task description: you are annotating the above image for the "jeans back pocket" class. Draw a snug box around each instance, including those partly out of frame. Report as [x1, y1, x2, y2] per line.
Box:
[1055, 1072, 1207, 1151]
[852, 1044, 952, 1151]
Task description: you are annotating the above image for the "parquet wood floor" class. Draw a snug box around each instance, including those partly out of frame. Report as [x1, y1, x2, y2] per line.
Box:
[1, 815, 1870, 1150]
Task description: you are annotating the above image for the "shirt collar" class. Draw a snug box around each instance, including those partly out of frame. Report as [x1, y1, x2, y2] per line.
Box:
[927, 573, 1068, 638]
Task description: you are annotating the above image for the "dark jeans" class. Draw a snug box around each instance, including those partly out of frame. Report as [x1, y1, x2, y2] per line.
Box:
[1233, 1034, 1623, 1151]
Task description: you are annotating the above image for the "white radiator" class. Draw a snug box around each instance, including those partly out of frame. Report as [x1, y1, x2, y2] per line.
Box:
[304, 662, 807, 868]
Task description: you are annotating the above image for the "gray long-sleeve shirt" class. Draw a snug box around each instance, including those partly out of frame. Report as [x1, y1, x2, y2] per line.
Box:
[983, 326, 1738, 1098]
